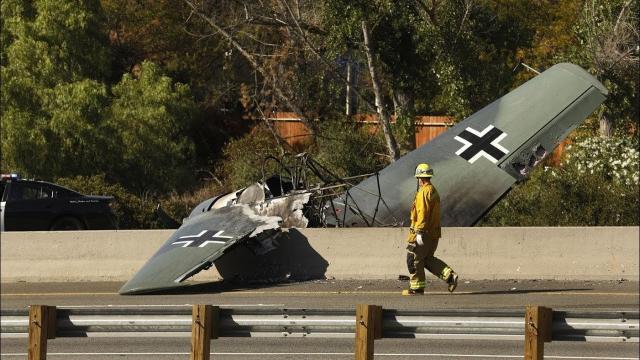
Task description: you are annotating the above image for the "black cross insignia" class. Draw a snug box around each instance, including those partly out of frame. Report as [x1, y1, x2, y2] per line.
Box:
[172, 230, 233, 248]
[454, 125, 509, 164]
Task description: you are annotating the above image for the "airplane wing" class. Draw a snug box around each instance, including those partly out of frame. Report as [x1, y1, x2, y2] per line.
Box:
[325, 63, 608, 227]
[118, 204, 281, 294]
[119, 183, 310, 295]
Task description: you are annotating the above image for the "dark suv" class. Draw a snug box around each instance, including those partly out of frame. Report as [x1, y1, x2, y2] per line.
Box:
[1, 175, 118, 231]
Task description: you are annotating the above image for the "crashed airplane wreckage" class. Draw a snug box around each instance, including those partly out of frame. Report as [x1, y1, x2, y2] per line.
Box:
[120, 63, 608, 294]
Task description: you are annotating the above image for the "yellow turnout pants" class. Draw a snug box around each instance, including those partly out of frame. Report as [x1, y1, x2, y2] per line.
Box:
[406, 238, 454, 290]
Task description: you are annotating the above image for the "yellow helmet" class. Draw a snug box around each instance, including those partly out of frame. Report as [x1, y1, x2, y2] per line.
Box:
[414, 163, 434, 178]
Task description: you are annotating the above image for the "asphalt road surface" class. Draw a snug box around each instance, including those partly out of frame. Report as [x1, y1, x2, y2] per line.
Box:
[1, 279, 638, 310]
[2, 280, 638, 359]
[1, 337, 639, 359]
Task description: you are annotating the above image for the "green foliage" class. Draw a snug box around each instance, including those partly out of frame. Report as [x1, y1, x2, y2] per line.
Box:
[1, 1, 198, 193]
[219, 119, 388, 190]
[1, 0, 110, 85]
[159, 182, 227, 225]
[100, 0, 231, 105]
[219, 124, 282, 189]
[1, 0, 112, 179]
[322, 0, 437, 114]
[31, 0, 111, 82]
[512, 0, 582, 71]
[55, 174, 159, 229]
[569, 0, 639, 133]
[428, 1, 539, 118]
[106, 61, 197, 192]
[481, 135, 639, 226]
[42, 79, 112, 176]
[314, 119, 388, 178]
[391, 112, 415, 154]
[321, 0, 538, 121]
[1, 0, 637, 228]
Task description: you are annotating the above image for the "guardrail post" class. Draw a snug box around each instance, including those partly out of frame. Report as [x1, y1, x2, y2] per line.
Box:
[191, 304, 213, 360]
[524, 305, 553, 360]
[28, 305, 55, 360]
[355, 304, 380, 360]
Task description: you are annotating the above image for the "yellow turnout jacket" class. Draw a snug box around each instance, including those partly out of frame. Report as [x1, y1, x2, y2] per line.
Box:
[409, 183, 441, 242]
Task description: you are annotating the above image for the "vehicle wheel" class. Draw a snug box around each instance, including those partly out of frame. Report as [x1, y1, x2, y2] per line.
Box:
[50, 217, 85, 231]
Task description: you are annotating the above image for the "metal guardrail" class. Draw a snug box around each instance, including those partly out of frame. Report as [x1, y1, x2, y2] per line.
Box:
[1, 307, 638, 342]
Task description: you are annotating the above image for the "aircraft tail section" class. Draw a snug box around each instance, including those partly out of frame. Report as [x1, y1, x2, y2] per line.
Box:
[325, 63, 607, 227]
[496, 63, 608, 180]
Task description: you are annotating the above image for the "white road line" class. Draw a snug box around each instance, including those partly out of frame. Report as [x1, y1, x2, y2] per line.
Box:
[1, 353, 637, 359]
[60, 304, 285, 308]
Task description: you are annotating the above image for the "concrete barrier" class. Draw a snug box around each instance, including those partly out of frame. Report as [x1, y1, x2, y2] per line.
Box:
[1, 227, 638, 283]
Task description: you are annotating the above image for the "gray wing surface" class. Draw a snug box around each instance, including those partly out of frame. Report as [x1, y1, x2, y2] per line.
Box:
[326, 63, 608, 227]
[118, 205, 279, 294]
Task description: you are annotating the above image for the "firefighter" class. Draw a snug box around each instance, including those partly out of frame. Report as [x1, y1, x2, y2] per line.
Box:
[402, 163, 459, 295]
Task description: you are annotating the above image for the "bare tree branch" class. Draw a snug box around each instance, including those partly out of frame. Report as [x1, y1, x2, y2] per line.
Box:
[456, 0, 474, 39]
[580, 0, 638, 136]
[235, 1, 327, 35]
[276, 0, 401, 159]
[183, 0, 318, 135]
[237, 30, 283, 47]
[612, 0, 632, 35]
[278, 0, 377, 113]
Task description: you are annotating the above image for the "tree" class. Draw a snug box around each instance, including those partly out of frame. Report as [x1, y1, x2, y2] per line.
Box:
[571, 0, 639, 136]
[509, 0, 583, 72]
[314, 118, 387, 178]
[219, 124, 281, 189]
[105, 61, 197, 192]
[361, 20, 399, 160]
[1, 0, 112, 178]
[100, 0, 229, 102]
[182, 0, 322, 136]
[1, 0, 198, 194]
[422, 0, 541, 117]
[322, 0, 537, 145]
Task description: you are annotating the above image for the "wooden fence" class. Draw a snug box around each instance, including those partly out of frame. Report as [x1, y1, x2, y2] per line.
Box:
[262, 112, 453, 149]
[260, 112, 567, 165]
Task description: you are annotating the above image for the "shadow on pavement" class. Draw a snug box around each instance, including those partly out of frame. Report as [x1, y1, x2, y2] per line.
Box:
[460, 288, 593, 295]
[136, 279, 303, 295]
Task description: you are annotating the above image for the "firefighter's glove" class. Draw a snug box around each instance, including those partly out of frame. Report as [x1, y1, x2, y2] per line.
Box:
[416, 234, 424, 246]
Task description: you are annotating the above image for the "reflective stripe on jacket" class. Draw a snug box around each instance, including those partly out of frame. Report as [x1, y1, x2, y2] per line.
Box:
[409, 183, 441, 241]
